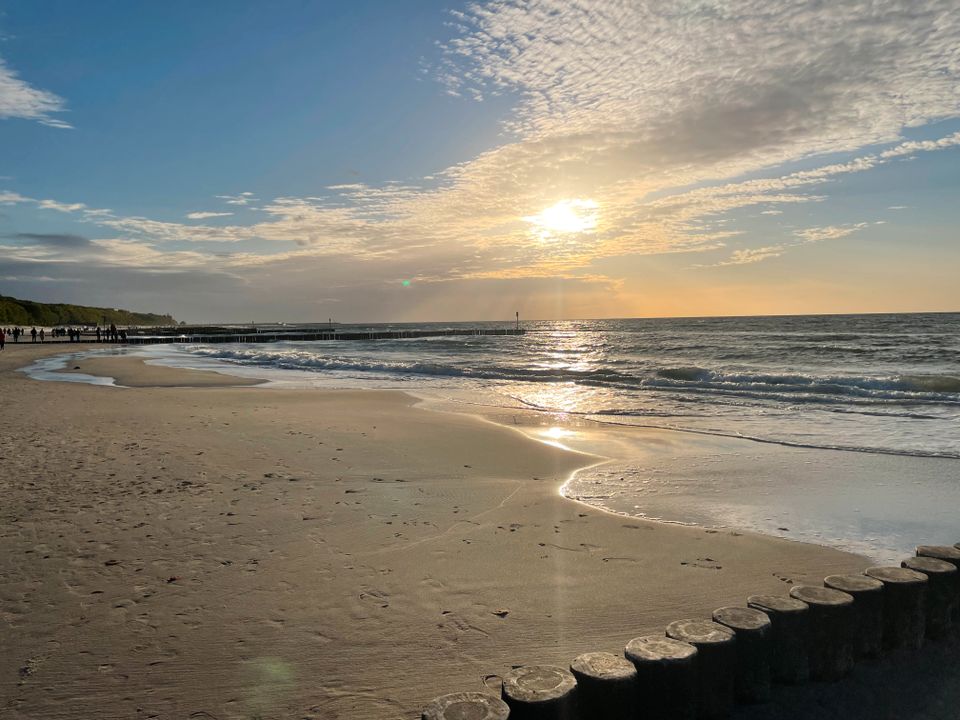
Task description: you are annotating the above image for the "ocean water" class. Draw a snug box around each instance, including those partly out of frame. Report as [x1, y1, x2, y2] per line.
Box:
[170, 313, 960, 459]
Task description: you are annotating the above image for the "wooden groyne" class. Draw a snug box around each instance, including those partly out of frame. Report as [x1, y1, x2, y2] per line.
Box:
[422, 540, 960, 719]
[124, 327, 525, 345]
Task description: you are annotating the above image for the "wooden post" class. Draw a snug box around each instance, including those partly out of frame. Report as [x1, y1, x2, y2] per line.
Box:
[569, 652, 637, 720]
[422, 692, 510, 720]
[823, 574, 884, 659]
[917, 545, 960, 567]
[666, 619, 736, 719]
[712, 606, 772, 703]
[747, 594, 810, 685]
[788, 585, 854, 681]
[865, 566, 928, 651]
[902, 556, 956, 639]
[919, 545, 960, 624]
[624, 635, 697, 720]
[501, 665, 577, 720]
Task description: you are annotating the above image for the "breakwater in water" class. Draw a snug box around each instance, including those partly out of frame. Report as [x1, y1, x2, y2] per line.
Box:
[124, 327, 525, 344]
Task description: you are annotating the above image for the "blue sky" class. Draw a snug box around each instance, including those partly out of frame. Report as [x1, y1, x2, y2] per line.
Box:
[1, 0, 959, 322]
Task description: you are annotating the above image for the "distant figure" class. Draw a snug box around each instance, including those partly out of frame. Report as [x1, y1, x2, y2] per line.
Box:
[96, 326, 101, 342]
[0, 328, 5, 351]
[12, 327, 19, 343]
[120, 329, 127, 342]
[110, 323, 117, 342]
[31, 327, 37, 343]
[39, 328, 45, 343]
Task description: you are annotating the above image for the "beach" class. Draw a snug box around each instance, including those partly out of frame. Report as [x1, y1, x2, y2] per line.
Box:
[0, 343, 891, 718]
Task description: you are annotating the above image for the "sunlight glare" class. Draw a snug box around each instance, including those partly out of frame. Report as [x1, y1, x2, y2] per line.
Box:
[524, 199, 599, 240]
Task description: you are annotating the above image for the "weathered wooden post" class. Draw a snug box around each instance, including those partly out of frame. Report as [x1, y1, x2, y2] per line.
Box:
[902, 556, 956, 639]
[422, 692, 511, 720]
[823, 574, 884, 659]
[712, 606, 772, 703]
[666, 620, 736, 719]
[569, 652, 637, 720]
[746, 595, 809, 684]
[624, 635, 697, 720]
[917, 544, 960, 567]
[501, 665, 577, 720]
[788, 585, 854, 680]
[918, 545, 960, 623]
[865, 566, 928, 651]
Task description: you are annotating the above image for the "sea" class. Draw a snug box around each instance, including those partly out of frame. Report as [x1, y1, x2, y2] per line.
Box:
[155, 313, 960, 458]
[26, 312, 960, 562]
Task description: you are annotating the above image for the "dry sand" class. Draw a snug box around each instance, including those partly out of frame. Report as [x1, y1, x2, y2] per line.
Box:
[1, 344, 953, 719]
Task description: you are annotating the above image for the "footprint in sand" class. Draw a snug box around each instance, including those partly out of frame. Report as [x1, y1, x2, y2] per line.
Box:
[680, 557, 723, 570]
[359, 588, 390, 608]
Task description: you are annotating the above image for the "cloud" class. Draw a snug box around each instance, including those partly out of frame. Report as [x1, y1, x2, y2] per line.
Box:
[794, 223, 868, 243]
[0, 190, 30, 205]
[216, 192, 257, 206]
[37, 199, 87, 213]
[186, 211, 234, 220]
[4, 1, 960, 317]
[0, 57, 71, 128]
[711, 246, 787, 267]
[5, 232, 92, 248]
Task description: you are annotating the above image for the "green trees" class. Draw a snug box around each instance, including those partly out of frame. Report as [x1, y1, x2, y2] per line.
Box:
[0, 295, 175, 326]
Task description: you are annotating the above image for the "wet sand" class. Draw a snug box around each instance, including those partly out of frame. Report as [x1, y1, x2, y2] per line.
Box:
[0, 345, 913, 719]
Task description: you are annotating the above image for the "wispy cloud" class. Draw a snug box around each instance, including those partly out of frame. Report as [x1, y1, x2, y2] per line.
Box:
[216, 192, 257, 206]
[713, 246, 787, 267]
[5, 1, 960, 312]
[186, 211, 234, 220]
[0, 57, 71, 128]
[794, 223, 868, 243]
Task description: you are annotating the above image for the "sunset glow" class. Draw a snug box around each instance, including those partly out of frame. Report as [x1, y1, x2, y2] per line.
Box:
[0, 2, 958, 321]
[524, 199, 599, 240]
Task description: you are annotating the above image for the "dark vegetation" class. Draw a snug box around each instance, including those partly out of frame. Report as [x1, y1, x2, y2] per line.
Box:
[0, 294, 176, 326]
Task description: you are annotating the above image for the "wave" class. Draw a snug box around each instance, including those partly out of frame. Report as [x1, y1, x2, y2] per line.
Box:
[185, 346, 960, 407]
[651, 367, 960, 403]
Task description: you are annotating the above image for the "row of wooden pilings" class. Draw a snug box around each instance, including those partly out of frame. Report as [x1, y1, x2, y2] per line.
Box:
[421, 543, 960, 720]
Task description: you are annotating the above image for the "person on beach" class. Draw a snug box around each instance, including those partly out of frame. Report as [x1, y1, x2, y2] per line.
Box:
[96, 326, 101, 342]
[39, 328, 45, 343]
[0, 328, 5, 351]
[30, 327, 37, 343]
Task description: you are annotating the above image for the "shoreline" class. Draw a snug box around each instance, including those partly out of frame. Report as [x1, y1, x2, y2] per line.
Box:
[18, 345, 960, 564]
[0, 344, 872, 718]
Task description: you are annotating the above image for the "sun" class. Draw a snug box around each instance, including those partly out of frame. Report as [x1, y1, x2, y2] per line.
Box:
[524, 199, 598, 239]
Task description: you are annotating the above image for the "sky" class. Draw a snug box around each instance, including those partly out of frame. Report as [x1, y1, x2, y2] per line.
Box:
[1, 0, 959, 323]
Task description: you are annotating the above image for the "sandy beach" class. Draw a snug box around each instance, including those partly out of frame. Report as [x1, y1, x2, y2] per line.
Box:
[0, 344, 942, 719]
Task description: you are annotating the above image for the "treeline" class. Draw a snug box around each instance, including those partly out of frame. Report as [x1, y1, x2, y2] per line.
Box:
[0, 294, 176, 327]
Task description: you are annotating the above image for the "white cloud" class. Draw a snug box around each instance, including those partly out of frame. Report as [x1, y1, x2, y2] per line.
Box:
[0, 190, 30, 205]
[36, 199, 86, 213]
[0, 57, 71, 128]
[714, 246, 787, 267]
[794, 223, 868, 243]
[186, 211, 234, 220]
[216, 192, 257, 206]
